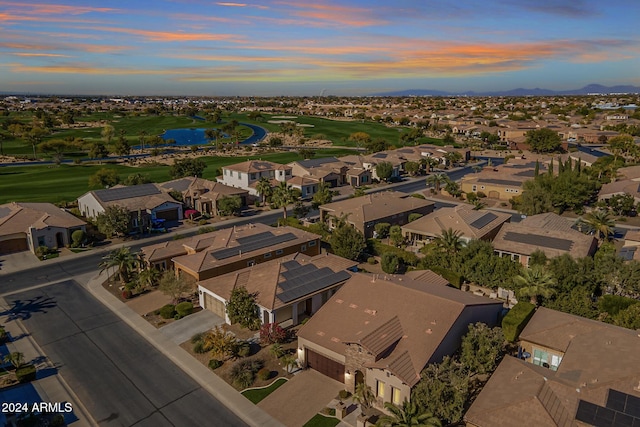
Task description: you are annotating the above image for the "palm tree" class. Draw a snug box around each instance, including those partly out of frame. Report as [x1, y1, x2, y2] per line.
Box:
[513, 265, 557, 305]
[137, 267, 160, 290]
[353, 382, 375, 417]
[426, 173, 449, 193]
[99, 247, 138, 284]
[581, 209, 614, 241]
[433, 228, 464, 256]
[271, 181, 297, 220]
[255, 177, 273, 205]
[376, 400, 442, 427]
[422, 157, 439, 173]
[3, 351, 25, 369]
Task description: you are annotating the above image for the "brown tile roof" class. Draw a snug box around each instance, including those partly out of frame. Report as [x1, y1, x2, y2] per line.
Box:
[599, 179, 640, 201]
[287, 176, 320, 186]
[465, 308, 640, 427]
[198, 253, 356, 310]
[0, 202, 86, 237]
[85, 183, 180, 212]
[223, 160, 290, 173]
[401, 205, 510, 241]
[320, 191, 434, 224]
[403, 270, 450, 287]
[172, 223, 321, 274]
[492, 214, 595, 259]
[298, 273, 502, 387]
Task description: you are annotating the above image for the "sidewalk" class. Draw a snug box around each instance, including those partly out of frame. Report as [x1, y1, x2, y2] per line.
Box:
[0, 297, 95, 427]
[85, 271, 283, 427]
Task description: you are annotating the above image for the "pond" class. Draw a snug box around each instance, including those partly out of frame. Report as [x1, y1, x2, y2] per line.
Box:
[157, 123, 267, 147]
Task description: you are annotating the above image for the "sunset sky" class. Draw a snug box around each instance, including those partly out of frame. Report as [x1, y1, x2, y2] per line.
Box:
[1, 0, 639, 96]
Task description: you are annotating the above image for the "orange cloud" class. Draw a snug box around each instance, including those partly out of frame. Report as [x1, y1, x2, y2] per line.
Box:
[215, 2, 269, 9]
[274, 0, 386, 27]
[0, 2, 116, 15]
[79, 25, 244, 43]
[11, 52, 71, 57]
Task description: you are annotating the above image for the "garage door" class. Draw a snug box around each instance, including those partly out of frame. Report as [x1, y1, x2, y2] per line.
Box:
[306, 349, 344, 383]
[0, 238, 28, 255]
[204, 293, 226, 318]
[155, 209, 179, 221]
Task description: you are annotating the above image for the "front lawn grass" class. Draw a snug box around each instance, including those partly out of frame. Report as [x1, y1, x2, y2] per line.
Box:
[302, 414, 340, 427]
[241, 378, 287, 404]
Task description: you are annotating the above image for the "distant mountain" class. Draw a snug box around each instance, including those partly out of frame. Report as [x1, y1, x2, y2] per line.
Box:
[371, 84, 640, 97]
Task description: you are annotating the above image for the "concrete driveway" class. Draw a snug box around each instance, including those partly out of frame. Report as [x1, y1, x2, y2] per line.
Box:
[258, 369, 343, 427]
[160, 309, 225, 344]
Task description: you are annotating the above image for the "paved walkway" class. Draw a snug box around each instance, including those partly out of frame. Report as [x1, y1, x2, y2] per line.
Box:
[160, 309, 225, 344]
[125, 289, 172, 315]
[0, 297, 94, 427]
[85, 271, 282, 427]
[258, 369, 343, 427]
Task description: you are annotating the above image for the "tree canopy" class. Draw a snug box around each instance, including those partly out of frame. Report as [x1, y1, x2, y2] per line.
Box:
[526, 128, 562, 153]
[226, 286, 261, 330]
[330, 222, 366, 261]
[169, 158, 207, 178]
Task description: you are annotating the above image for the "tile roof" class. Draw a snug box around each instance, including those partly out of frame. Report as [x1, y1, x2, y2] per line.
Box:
[171, 223, 320, 274]
[198, 253, 356, 310]
[401, 205, 510, 241]
[83, 183, 180, 212]
[223, 160, 290, 173]
[465, 308, 640, 427]
[298, 273, 502, 387]
[0, 202, 86, 237]
[492, 214, 595, 259]
[320, 191, 434, 224]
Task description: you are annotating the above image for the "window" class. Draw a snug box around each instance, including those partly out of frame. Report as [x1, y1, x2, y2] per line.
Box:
[392, 387, 401, 405]
[237, 171, 241, 178]
[276, 249, 283, 255]
[376, 380, 385, 398]
[309, 240, 316, 247]
[264, 252, 272, 259]
[247, 260, 256, 267]
[472, 185, 477, 192]
[300, 244, 307, 252]
[533, 349, 549, 367]
[550, 354, 562, 371]
[250, 173, 256, 180]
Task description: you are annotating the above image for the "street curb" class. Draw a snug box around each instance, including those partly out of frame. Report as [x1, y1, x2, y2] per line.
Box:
[85, 272, 284, 427]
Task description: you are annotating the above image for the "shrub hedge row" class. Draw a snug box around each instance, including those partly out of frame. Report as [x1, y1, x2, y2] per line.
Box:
[502, 302, 536, 342]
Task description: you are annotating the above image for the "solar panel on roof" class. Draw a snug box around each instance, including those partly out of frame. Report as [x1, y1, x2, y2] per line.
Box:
[278, 269, 350, 303]
[469, 212, 498, 229]
[479, 178, 522, 186]
[502, 231, 574, 251]
[576, 395, 640, 427]
[95, 183, 161, 202]
[210, 232, 298, 260]
[608, 390, 628, 412]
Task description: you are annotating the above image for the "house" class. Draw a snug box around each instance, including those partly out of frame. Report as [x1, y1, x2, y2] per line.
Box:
[319, 192, 435, 238]
[0, 202, 86, 255]
[77, 183, 183, 230]
[598, 179, 640, 203]
[288, 157, 349, 188]
[160, 177, 249, 216]
[198, 252, 356, 326]
[219, 160, 292, 196]
[142, 223, 321, 281]
[286, 176, 320, 199]
[402, 205, 511, 244]
[465, 307, 640, 427]
[460, 158, 548, 200]
[297, 273, 504, 409]
[492, 213, 597, 266]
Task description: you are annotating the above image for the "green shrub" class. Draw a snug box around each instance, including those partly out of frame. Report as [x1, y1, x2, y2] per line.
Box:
[71, 229, 86, 247]
[381, 253, 400, 274]
[367, 239, 418, 266]
[176, 301, 194, 317]
[338, 389, 351, 400]
[174, 313, 182, 320]
[191, 332, 204, 344]
[159, 304, 176, 319]
[121, 290, 132, 299]
[374, 222, 391, 238]
[16, 364, 36, 383]
[257, 367, 272, 381]
[230, 358, 264, 388]
[502, 302, 536, 342]
[476, 191, 487, 198]
[410, 193, 426, 199]
[598, 294, 639, 316]
[208, 359, 223, 370]
[236, 341, 251, 358]
[429, 266, 464, 288]
[408, 213, 423, 222]
[193, 341, 207, 354]
[198, 219, 208, 226]
[367, 256, 377, 265]
[198, 226, 216, 234]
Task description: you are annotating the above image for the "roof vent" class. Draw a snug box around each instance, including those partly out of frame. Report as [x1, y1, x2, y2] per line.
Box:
[426, 328, 432, 334]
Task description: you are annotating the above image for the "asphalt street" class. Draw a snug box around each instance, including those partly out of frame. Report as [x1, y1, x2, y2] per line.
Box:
[3, 280, 246, 427]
